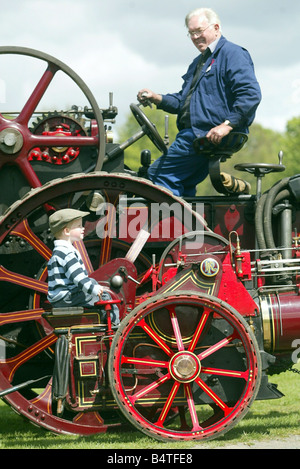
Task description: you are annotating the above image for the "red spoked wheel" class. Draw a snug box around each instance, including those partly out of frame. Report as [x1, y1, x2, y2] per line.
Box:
[108, 290, 261, 442]
[0, 172, 205, 435]
[0, 46, 105, 212]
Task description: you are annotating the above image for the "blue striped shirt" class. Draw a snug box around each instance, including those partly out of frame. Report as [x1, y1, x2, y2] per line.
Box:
[47, 240, 101, 304]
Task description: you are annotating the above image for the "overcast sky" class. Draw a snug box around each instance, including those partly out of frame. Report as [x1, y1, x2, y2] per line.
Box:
[0, 0, 299, 134]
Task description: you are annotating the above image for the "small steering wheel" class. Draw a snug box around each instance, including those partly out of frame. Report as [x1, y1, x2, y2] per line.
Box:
[130, 103, 168, 155]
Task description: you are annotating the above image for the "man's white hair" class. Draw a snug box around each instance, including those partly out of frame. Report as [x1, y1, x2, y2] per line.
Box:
[185, 8, 222, 32]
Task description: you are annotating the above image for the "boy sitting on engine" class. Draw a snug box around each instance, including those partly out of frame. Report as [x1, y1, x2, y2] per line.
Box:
[47, 208, 119, 324]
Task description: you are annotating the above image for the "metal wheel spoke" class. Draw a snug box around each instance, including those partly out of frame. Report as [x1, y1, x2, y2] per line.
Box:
[121, 356, 169, 368]
[16, 156, 43, 189]
[0, 332, 57, 382]
[97, 191, 120, 266]
[184, 383, 203, 431]
[128, 373, 171, 404]
[98, 204, 116, 266]
[16, 64, 59, 126]
[73, 240, 94, 274]
[18, 64, 58, 125]
[188, 309, 210, 352]
[28, 133, 98, 148]
[138, 318, 173, 357]
[201, 366, 249, 381]
[11, 219, 52, 261]
[1, 46, 105, 171]
[195, 376, 232, 416]
[29, 378, 52, 408]
[0, 308, 44, 328]
[155, 381, 181, 427]
[168, 306, 184, 351]
[109, 290, 261, 442]
[197, 333, 235, 361]
[0, 265, 48, 294]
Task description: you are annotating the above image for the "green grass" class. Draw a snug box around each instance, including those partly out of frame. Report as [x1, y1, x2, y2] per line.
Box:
[0, 366, 299, 449]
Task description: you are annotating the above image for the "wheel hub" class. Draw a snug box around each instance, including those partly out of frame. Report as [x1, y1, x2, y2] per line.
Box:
[169, 351, 201, 383]
[0, 128, 23, 154]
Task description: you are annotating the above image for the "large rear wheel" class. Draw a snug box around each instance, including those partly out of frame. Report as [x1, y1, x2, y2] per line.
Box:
[0, 172, 205, 434]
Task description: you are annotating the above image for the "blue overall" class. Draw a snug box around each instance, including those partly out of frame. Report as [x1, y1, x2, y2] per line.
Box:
[148, 35, 262, 197]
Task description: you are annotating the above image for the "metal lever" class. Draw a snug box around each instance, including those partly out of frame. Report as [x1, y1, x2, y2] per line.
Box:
[164, 115, 169, 146]
[127, 275, 140, 285]
[109, 91, 114, 110]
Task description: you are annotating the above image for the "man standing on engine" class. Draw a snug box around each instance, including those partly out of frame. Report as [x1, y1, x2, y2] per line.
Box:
[137, 7, 261, 197]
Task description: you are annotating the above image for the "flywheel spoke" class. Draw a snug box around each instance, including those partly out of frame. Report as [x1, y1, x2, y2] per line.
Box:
[17, 64, 59, 126]
[16, 157, 43, 189]
[28, 134, 98, 148]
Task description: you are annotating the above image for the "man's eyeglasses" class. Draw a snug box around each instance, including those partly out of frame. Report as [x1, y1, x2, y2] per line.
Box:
[187, 24, 214, 38]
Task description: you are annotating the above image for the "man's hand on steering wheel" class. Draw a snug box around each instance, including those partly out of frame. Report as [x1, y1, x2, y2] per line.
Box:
[137, 89, 162, 107]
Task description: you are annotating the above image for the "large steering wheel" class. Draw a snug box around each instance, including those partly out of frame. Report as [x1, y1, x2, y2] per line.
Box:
[130, 103, 168, 155]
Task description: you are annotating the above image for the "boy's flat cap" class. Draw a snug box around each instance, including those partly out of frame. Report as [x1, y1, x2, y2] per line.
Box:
[49, 208, 90, 235]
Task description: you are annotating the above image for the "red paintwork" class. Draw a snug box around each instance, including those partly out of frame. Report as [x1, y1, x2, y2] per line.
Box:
[217, 253, 257, 317]
[260, 291, 300, 354]
[0, 46, 300, 441]
[109, 291, 261, 441]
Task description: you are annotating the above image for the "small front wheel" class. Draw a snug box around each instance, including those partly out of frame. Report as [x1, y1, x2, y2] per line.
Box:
[108, 291, 261, 442]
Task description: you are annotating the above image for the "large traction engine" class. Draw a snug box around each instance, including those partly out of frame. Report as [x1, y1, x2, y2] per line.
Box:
[0, 47, 299, 443]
